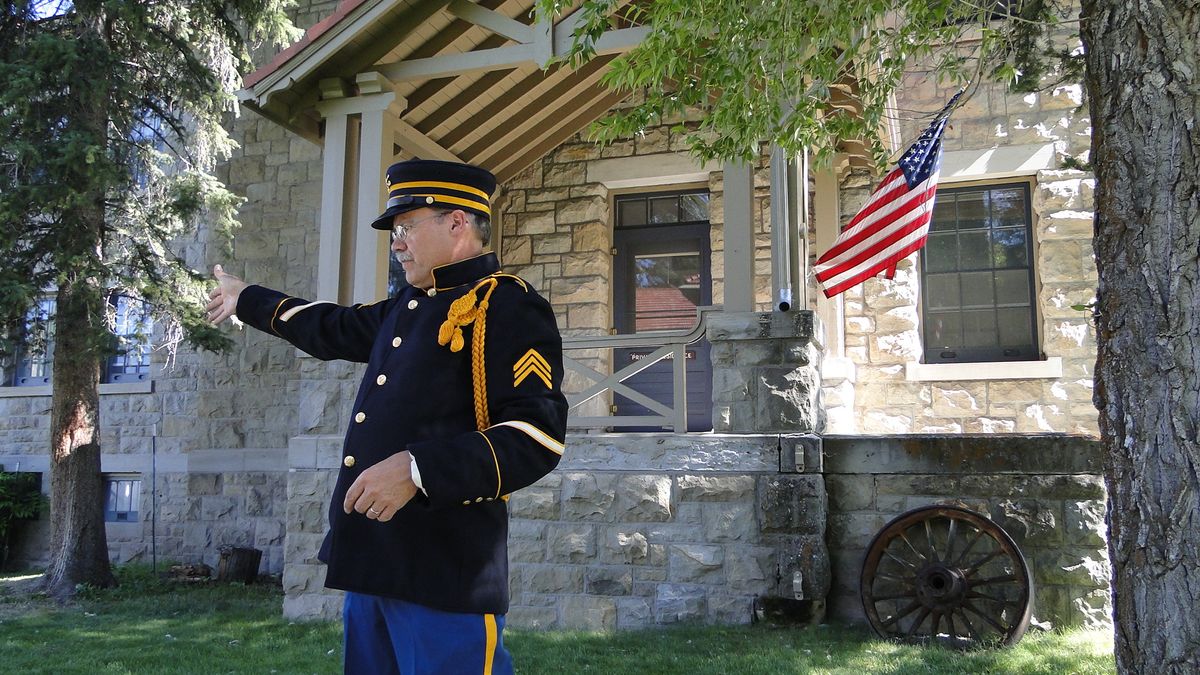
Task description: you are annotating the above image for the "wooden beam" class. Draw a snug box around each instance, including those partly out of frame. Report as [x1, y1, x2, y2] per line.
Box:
[437, 65, 556, 150]
[465, 56, 613, 163]
[414, 67, 517, 135]
[493, 86, 629, 183]
[393, 120, 463, 162]
[448, 0, 533, 42]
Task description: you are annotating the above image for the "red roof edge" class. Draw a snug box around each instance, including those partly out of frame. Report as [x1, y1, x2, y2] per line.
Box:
[243, 0, 371, 90]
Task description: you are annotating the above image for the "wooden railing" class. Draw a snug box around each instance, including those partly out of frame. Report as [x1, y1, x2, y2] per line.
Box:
[562, 307, 716, 433]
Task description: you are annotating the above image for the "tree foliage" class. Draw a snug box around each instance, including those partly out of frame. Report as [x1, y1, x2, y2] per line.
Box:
[0, 0, 299, 363]
[537, 0, 1083, 166]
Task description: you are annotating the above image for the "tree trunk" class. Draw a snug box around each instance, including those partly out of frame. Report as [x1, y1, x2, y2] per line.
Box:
[1081, 1, 1200, 672]
[43, 280, 114, 596]
[41, 3, 115, 597]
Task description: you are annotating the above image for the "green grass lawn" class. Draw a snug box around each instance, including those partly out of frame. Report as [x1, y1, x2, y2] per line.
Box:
[0, 566, 1115, 674]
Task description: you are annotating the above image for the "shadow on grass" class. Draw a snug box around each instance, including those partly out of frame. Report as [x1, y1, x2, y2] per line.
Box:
[0, 568, 1113, 675]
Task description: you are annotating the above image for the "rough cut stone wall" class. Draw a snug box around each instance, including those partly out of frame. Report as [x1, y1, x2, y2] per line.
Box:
[824, 435, 1110, 629]
[824, 75, 1098, 436]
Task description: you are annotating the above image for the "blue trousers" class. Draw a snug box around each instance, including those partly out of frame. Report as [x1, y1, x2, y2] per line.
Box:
[343, 592, 513, 675]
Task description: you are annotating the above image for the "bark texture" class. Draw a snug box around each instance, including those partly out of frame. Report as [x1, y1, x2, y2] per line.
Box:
[1082, 1, 1200, 672]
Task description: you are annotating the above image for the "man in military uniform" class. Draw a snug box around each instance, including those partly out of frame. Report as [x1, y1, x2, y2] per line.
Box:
[206, 159, 567, 674]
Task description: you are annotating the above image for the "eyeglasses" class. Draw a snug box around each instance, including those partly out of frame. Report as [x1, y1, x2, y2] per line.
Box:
[391, 212, 447, 242]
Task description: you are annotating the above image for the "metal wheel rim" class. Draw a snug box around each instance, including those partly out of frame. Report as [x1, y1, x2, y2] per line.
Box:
[859, 505, 1034, 649]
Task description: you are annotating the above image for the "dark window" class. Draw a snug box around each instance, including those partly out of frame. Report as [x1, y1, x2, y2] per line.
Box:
[10, 298, 56, 386]
[104, 295, 153, 383]
[920, 182, 1038, 363]
[616, 190, 709, 229]
[6, 295, 153, 386]
[104, 477, 141, 523]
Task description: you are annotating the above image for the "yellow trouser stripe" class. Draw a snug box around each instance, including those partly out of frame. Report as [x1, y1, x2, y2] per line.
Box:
[483, 613, 497, 675]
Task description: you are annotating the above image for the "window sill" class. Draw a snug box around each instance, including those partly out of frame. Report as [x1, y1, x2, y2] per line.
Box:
[0, 380, 154, 398]
[905, 357, 1063, 382]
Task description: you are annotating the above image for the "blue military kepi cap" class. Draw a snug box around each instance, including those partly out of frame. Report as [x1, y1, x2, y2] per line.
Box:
[370, 159, 497, 230]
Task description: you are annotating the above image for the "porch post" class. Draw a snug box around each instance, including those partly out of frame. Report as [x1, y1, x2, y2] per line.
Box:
[353, 72, 401, 302]
[722, 161, 755, 312]
[314, 79, 352, 303]
[813, 165, 845, 356]
[313, 72, 402, 304]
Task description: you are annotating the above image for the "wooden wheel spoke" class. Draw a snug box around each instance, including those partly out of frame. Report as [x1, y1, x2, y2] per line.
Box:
[880, 600, 922, 629]
[899, 532, 927, 561]
[884, 548, 919, 570]
[905, 607, 932, 638]
[873, 572, 913, 585]
[944, 518, 959, 563]
[969, 573, 1020, 587]
[963, 600, 1009, 634]
[965, 549, 1006, 575]
[952, 529, 985, 566]
[966, 590, 1013, 604]
[955, 608, 982, 641]
[924, 519, 939, 561]
[873, 590, 919, 602]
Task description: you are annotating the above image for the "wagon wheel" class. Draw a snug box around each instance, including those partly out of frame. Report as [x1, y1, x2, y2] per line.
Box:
[860, 505, 1034, 649]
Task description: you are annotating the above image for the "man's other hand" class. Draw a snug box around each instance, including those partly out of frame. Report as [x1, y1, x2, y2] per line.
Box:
[344, 451, 419, 522]
[206, 264, 248, 325]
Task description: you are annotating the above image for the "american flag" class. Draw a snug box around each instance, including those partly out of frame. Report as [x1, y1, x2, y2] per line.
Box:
[814, 89, 965, 298]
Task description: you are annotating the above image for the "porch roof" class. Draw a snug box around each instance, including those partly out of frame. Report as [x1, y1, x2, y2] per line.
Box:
[238, 0, 647, 182]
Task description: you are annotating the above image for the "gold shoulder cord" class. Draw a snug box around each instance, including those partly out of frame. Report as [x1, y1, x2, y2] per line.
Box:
[438, 278, 500, 430]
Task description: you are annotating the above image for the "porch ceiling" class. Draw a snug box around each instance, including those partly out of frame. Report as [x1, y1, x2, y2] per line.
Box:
[239, 0, 644, 182]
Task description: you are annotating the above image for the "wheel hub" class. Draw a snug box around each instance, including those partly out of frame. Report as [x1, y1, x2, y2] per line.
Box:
[915, 563, 967, 611]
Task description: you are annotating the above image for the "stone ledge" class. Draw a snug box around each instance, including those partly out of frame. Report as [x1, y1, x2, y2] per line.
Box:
[823, 434, 1103, 474]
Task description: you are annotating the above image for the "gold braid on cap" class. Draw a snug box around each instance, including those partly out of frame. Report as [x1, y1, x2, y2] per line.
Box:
[438, 277, 500, 430]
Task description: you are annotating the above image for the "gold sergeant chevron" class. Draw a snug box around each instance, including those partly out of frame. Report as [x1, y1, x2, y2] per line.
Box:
[513, 348, 552, 389]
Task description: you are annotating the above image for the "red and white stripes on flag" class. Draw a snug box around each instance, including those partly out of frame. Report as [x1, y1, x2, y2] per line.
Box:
[814, 89, 965, 298]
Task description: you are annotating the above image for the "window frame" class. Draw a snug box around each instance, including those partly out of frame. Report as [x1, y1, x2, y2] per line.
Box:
[103, 474, 142, 523]
[918, 178, 1040, 364]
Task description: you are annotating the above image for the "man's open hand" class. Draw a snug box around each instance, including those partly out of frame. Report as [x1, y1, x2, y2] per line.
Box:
[344, 451, 419, 522]
[206, 264, 248, 325]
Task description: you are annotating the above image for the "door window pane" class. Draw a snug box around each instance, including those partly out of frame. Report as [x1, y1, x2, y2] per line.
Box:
[634, 252, 701, 331]
[618, 199, 647, 227]
[649, 197, 678, 224]
[680, 194, 709, 222]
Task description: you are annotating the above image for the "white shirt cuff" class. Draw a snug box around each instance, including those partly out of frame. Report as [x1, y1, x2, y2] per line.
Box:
[409, 455, 427, 495]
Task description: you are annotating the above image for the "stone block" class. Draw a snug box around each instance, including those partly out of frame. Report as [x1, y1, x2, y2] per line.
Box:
[1064, 500, 1107, 547]
[560, 595, 616, 631]
[990, 500, 1062, 547]
[519, 211, 556, 235]
[600, 527, 651, 565]
[524, 564, 585, 594]
[507, 606, 559, 630]
[1034, 550, 1110, 588]
[543, 161, 588, 187]
[557, 197, 607, 225]
[703, 502, 756, 543]
[677, 475, 754, 502]
[188, 473, 223, 496]
[758, 475, 826, 534]
[561, 472, 616, 521]
[826, 512, 890, 551]
[654, 584, 706, 623]
[551, 277, 606, 304]
[509, 486, 560, 520]
[586, 566, 633, 596]
[669, 544, 723, 584]
[547, 523, 596, 563]
[753, 365, 820, 432]
[532, 233, 572, 255]
[708, 595, 754, 625]
[616, 597, 654, 629]
[826, 475, 874, 512]
[724, 546, 774, 595]
[614, 475, 673, 522]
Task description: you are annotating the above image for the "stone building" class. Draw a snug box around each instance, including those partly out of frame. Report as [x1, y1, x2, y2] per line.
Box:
[1, 0, 1108, 633]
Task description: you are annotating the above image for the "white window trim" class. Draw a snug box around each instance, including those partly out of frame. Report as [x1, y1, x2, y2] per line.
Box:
[906, 356, 1063, 382]
[0, 380, 154, 398]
